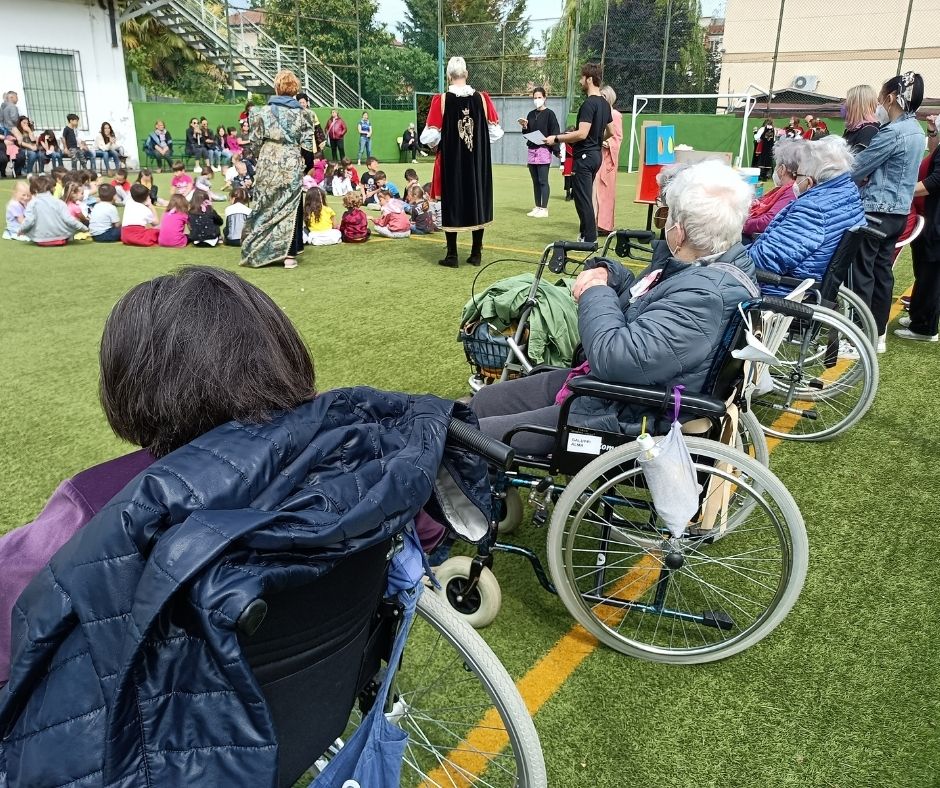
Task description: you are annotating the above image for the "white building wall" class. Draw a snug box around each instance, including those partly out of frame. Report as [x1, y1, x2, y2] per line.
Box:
[0, 0, 139, 165]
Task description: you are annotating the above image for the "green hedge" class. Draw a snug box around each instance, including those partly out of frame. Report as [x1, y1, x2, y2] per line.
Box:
[132, 102, 417, 166]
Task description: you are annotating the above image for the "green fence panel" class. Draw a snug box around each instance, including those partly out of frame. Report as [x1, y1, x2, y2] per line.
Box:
[132, 102, 418, 167]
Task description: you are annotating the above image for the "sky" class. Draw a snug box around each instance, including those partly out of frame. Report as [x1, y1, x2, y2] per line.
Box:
[374, 0, 725, 36]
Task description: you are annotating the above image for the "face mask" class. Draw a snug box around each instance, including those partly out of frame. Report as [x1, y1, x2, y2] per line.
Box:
[875, 104, 890, 124]
[534, 97, 545, 109]
[792, 182, 802, 198]
[665, 222, 681, 256]
[772, 168, 782, 188]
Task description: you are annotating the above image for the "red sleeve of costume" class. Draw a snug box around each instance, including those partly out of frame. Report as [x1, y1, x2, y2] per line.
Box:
[426, 93, 443, 129]
[480, 91, 499, 123]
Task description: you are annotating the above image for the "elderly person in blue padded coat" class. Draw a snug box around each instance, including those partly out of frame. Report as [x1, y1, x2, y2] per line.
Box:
[470, 159, 760, 457]
[748, 135, 865, 296]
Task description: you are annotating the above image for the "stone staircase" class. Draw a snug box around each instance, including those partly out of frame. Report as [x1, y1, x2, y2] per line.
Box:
[120, 0, 369, 108]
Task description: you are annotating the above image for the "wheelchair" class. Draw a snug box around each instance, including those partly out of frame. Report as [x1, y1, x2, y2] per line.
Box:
[238, 419, 546, 787]
[438, 242, 809, 664]
[602, 228, 881, 442]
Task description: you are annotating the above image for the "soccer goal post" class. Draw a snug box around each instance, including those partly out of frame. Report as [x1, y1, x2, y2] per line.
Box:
[626, 91, 762, 173]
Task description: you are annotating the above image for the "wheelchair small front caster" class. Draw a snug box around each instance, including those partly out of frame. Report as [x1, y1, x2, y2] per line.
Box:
[433, 555, 502, 629]
[497, 487, 523, 535]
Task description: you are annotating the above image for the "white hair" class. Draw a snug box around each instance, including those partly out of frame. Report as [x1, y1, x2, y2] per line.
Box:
[800, 135, 855, 183]
[663, 160, 752, 255]
[446, 57, 468, 81]
[772, 137, 803, 174]
[600, 85, 617, 107]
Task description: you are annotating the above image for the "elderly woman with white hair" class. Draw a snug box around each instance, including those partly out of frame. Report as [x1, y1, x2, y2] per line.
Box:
[421, 56, 504, 267]
[742, 137, 802, 239]
[748, 135, 864, 293]
[470, 159, 759, 455]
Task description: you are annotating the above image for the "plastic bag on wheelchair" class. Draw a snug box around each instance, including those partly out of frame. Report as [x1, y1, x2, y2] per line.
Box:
[637, 387, 702, 539]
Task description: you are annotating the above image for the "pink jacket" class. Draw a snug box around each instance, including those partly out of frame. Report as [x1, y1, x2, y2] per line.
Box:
[743, 184, 797, 236]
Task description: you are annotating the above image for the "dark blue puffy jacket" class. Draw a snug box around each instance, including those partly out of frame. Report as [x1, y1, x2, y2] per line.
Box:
[748, 173, 865, 293]
[0, 388, 490, 788]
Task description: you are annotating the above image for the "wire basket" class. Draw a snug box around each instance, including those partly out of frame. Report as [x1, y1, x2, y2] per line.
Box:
[459, 322, 527, 384]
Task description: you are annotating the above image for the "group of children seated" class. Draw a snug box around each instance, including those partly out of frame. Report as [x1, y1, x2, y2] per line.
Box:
[3, 160, 251, 248]
[299, 156, 442, 245]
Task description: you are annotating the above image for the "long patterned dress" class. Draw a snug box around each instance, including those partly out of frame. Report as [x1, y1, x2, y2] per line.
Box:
[240, 101, 314, 267]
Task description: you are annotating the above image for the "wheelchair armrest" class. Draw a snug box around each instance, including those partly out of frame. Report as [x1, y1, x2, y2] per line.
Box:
[755, 269, 816, 290]
[528, 364, 567, 375]
[565, 376, 727, 420]
[757, 296, 816, 321]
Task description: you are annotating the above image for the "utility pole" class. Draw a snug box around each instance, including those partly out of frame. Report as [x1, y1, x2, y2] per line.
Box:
[437, 0, 445, 92]
[356, 0, 363, 109]
[600, 0, 610, 74]
[766, 0, 786, 111]
[658, 0, 673, 113]
[897, 0, 914, 72]
[224, 0, 235, 101]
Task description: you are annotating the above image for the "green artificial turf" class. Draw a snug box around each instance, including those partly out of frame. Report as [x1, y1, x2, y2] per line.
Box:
[1, 165, 938, 787]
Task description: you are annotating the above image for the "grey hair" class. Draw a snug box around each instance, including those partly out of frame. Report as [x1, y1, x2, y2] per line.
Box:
[663, 159, 752, 255]
[772, 137, 803, 174]
[446, 56, 468, 81]
[600, 85, 617, 107]
[800, 135, 855, 183]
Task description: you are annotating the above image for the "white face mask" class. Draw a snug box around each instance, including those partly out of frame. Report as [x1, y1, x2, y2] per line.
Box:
[533, 97, 545, 109]
[792, 182, 802, 198]
[772, 167, 783, 188]
[875, 103, 890, 124]
[665, 222, 681, 256]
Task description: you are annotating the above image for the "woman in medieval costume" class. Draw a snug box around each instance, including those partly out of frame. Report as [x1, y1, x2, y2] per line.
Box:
[240, 70, 314, 269]
[420, 56, 504, 268]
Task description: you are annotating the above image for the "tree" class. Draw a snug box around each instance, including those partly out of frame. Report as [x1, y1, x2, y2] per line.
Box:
[398, 0, 505, 59]
[359, 44, 438, 104]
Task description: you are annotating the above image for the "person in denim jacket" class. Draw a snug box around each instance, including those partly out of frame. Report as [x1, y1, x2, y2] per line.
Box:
[851, 72, 926, 350]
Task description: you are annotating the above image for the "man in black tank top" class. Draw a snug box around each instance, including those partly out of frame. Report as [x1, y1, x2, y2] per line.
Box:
[545, 63, 613, 243]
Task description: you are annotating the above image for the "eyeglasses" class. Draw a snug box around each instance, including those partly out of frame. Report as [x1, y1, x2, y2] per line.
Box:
[653, 204, 669, 230]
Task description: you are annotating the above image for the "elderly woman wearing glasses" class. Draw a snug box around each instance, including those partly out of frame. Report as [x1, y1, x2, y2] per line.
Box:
[748, 135, 864, 295]
[470, 159, 759, 456]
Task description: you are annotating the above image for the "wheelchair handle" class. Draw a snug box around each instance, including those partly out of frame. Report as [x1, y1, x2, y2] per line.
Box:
[615, 229, 655, 244]
[554, 240, 598, 253]
[755, 270, 810, 290]
[447, 418, 515, 470]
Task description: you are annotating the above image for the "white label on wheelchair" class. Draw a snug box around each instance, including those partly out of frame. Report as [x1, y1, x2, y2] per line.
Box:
[566, 433, 603, 455]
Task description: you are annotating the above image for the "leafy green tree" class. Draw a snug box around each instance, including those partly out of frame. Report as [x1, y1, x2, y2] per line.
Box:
[398, 0, 504, 59]
[359, 44, 438, 103]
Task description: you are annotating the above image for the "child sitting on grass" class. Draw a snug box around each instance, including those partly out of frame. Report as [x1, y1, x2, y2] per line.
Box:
[302, 166, 318, 192]
[158, 194, 191, 248]
[51, 167, 68, 198]
[137, 169, 167, 207]
[88, 183, 121, 243]
[403, 168, 420, 191]
[370, 190, 410, 238]
[20, 175, 87, 246]
[82, 171, 99, 210]
[111, 168, 131, 205]
[230, 158, 253, 196]
[302, 187, 341, 246]
[223, 188, 251, 247]
[339, 191, 369, 243]
[121, 183, 160, 246]
[187, 188, 223, 247]
[170, 161, 194, 197]
[62, 182, 90, 240]
[313, 151, 328, 185]
[322, 164, 335, 195]
[195, 166, 226, 201]
[423, 182, 442, 230]
[341, 157, 360, 188]
[406, 184, 436, 235]
[4, 181, 31, 241]
[331, 164, 353, 197]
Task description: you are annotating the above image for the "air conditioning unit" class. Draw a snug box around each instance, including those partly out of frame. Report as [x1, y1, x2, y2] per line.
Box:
[791, 75, 819, 91]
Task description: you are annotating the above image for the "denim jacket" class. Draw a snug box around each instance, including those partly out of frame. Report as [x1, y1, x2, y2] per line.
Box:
[852, 114, 926, 214]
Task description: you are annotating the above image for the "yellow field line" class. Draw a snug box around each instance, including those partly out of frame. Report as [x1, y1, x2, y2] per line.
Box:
[425, 286, 912, 786]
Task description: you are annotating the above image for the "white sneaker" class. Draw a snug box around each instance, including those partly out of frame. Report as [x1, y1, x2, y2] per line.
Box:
[893, 328, 938, 342]
[837, 339, 860, 360]
[877, 334, 886, 354]
[526, 208, 540, 217]
[213, 165, 221, 172]
[1, 229, 12, 240]
[898, 315, 911, 328]
[535, 207, 549, 218]
[193, 164, 201, 173]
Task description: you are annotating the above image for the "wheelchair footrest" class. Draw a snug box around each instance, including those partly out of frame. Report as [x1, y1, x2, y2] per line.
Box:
[701, 609, 735, 631]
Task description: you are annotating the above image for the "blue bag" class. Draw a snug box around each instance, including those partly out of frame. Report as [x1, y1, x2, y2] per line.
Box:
[311, 526, 427, 788]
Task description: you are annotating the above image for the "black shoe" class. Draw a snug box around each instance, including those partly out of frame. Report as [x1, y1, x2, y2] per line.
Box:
[438, 254, 459, 268]
[466, 252, 482, 267]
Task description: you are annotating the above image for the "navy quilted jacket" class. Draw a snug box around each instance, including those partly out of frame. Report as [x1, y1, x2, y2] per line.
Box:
[0, 388, 490, 788]
[747, 172, 865, 291]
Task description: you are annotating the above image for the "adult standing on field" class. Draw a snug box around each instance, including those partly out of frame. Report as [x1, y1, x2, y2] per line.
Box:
[594, 84, 622, 237]
[0, 92, 20, 132]
[326, 110, 347, 161]
[544, 63, 613, 244]
[240, 70, 313, 270]
[421, 56, 503, 268]
[518, 87, 559, 218]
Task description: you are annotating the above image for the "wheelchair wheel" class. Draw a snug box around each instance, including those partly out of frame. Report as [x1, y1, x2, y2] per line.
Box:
[735, 409, 770, 467]
[546, 437, 807, 664]
[434, 555, 502, 628]
[497, 487, 524, 535]
[836, 285, 878, 347]
[333, 590, 547, 787]
[751, 304, 878, 441]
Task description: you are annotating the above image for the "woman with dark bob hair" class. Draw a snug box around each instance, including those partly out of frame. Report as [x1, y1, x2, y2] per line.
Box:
[0, 267, 316, 684]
